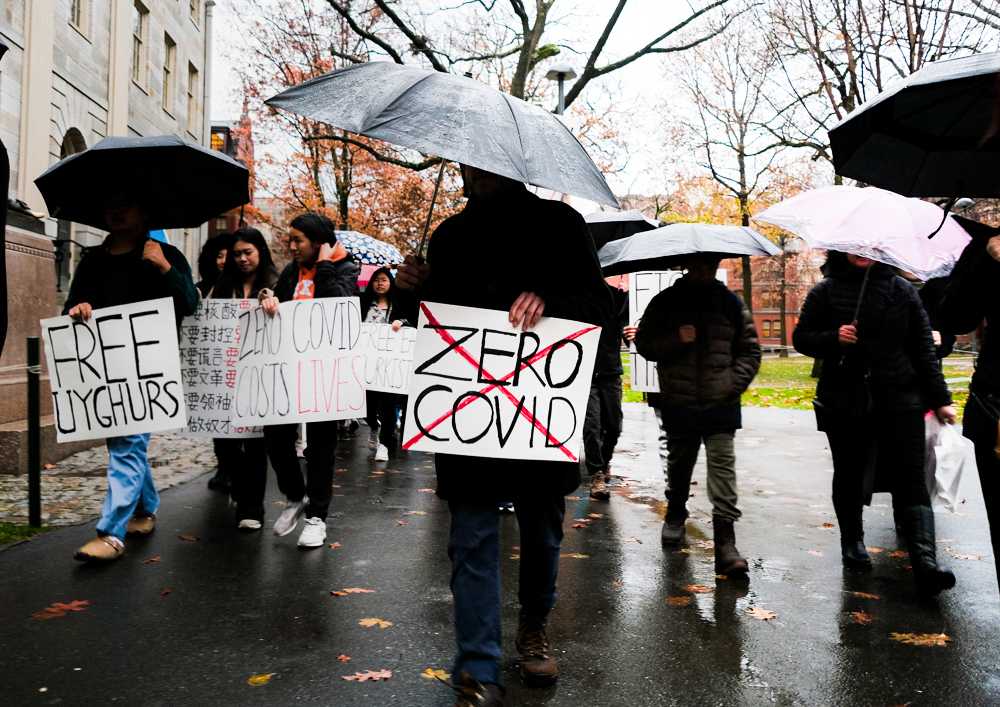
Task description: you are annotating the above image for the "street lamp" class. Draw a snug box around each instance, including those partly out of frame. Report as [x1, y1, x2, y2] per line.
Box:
[545, 62, 577, 115]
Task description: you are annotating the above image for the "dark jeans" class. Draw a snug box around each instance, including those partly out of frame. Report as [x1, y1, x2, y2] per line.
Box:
[264, 421, 337, 520]
[962, 396, 1000, 590]
[448, 495, 565, 685]
[216, 437, 268, 521]
[365, 392, 405, 449]
[583, 375, 623, 475]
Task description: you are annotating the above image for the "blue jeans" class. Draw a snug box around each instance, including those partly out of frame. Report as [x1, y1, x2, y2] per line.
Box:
[96, 434, 159, 541]
[448, 496, 565, 685]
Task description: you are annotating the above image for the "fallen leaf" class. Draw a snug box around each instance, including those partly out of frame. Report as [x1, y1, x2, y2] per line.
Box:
[850, 611, 873, 625]
[624, 537, 643, 544]
[807, 550, 823, 557]
[509, 554, 521, 560]
[566, 495, 582, 501]
[611, 579, 624, 590]
[746, 607, 777, 621]
[684, 584, 713, 594]
[866, 546, 885, 554]
[571, 523, 588, 529]
[331, 591, 348, 597]
[889, 550, 908, 559]
[572, 518, 591, 523]
[948, 552, 981, 561]
[405, 510, 427, 516]
[342, 669, 393, 682]
[177, 533, 199, 543]
[142, 555, 161, 564]
[848, 591, 881, 600]
[42, 463, 56, 470]
[417, 488, 435, 493]
[421, 667, 451, 681]
[337, 654, 351, 663]
[666, 596, 692, 607]
[247, 673, 274, 686]
[820, 522, 835, 529]
[358, 617, 393, 629]
[588, 513, 604, 519]
[160, 587, 173, 598]
[396, 519, 409, 526]
[889, 632, 951, 647]
[32, 599, 91, 620]
[329, 542, 342, 550]
[560, 552, 590, 559]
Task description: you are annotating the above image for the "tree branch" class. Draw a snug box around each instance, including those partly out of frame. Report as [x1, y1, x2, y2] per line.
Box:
[325, 1, 406, 64]
[305, 133, 443, 170]
[372, 0, 450, 72]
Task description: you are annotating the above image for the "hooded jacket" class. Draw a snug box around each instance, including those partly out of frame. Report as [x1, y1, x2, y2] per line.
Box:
[273, 253, 360, 302]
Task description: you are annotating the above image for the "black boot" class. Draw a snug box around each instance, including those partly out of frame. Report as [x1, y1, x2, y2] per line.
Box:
[902, 505, 956, 596]
[661, 503, 687, 547]
[835, 505, 871, 571]
[713, 516, 748, 578]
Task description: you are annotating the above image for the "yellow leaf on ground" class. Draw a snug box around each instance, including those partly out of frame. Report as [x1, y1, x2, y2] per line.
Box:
[889, 632, 951, 647]
[247, 673, 274, 686]
[337, 655, 351, 663]
[684, 584, 713, 594]
[666, 596, 692, 607]
[847, 591, 881, 600]
[746, 607, 777, 621]
[331, 591, 348, 597]
[342, 669, 393, 682]
[421, 667, 451, 681]
[850, 611, 874, 625]
[866, 546, 885, 554]
[341, 588, 375, 594]
[560, 553, 590, 559]
[358, 618, 393, 629]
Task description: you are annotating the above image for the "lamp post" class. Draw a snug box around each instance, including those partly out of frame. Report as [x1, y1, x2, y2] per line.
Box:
[545, 63, 577, 115]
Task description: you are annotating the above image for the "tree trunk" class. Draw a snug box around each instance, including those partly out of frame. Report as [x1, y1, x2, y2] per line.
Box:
[740, 196, 752, 313]
[779, 248, 788, 357]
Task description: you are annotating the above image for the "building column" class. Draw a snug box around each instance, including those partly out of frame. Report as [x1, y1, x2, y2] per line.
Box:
[107, 0, 132, 136]
[16, 0, 55, 213]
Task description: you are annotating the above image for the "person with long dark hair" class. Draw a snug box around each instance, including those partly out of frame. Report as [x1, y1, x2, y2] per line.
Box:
[259, 212, 359, 548]
[794, 251, 957, 596]
[360, 267, 411, 461]
[209, 227, 279, 530]
[195, 232, 232, 298]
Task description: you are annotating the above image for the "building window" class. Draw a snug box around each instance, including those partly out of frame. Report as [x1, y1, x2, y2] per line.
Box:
[211, 131, 225, 151]
[761, 320, 771, 338]
[187, 63, 200, 134]
[70, 0, 88, 33]
[162, 34, 176, 113]
[190, 0, 202, 25]
[131, 1, 148, 86]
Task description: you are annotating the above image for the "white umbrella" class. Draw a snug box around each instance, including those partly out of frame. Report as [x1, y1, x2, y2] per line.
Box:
[754, 186, 970, 280]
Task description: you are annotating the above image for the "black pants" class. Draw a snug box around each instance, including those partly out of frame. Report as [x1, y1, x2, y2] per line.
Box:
[216, 437, 268, 521]
[825, 409, 930, 539]
[583, 375, 623, 475]
[962, 395, 1000, 590]
[264, 421, 337, 520]
[365, 392, 405, 449]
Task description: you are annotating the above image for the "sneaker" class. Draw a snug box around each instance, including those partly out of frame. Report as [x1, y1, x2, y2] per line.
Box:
[238, 518, 263, 532]
[516, 618, 558, 686]
[589, 474, 610, 501]
[374, 443, 389, 462]
[74, 535, 124, 562]
[498, 501, 515, 514]
[297, 517, 327, 548]
[126, 514, 156, 536]
[273, 498, 307, 536]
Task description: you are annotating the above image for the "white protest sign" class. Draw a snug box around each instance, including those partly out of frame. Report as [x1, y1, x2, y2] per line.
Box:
[402, 301, 600, 462]
[359, 323, 416, 395]
[41, 297, 186, 442]
[179, 299, 262, 438]
[232, 297, 366, 425]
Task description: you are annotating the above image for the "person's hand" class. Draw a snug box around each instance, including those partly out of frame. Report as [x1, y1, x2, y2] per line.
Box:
[261, 295, 280, 317]
[510, 292, 545, 331]
[678, 325, 696, 344]
[68, 303, 93, 321]
[936, 405, 958, 424]
[390, 320, 403, 332]
[838, 324, 858, 345]
[142, 240, 171, 273]
[318, 242, 336, 261]
[622, 325, 638, 343]
[987, 235, 1000, 263]
[396, 254, 429, 291]
[932, 330, 943, 346]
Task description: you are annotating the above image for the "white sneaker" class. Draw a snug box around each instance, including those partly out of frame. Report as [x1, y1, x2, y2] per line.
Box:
[238, 518, 262, 531]
[297, 517, 327, 548]
[273, 498, 307, 536]
[374, 444, 389, 462]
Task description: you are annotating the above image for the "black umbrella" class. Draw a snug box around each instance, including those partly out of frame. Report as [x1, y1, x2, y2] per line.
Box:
[584, 210, 659, 249]
[34, 135, 250, 230]
[829, 52, 1000, 197]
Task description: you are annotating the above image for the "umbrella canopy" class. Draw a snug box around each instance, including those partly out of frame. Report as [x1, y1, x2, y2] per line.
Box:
[336, 230, 402, 266]
[829, 52, 1000, 197]
[584, 210, 659, 249]
[754, 186, 970, 280]
[598, 222, 780, 276]
[35, 135, 250, 230]
[266, 62, 618, 207]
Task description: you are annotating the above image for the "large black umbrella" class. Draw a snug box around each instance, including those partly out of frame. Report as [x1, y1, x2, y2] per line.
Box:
[829, 52, 1000, 197]
[584, 210, 659, 249]
[34, 135, 250, 230]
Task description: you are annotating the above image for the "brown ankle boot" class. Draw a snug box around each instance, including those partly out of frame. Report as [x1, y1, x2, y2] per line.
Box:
[713, 516, 748, 578]
[452, 672, 507, 707]
[516, 618, 558, 686]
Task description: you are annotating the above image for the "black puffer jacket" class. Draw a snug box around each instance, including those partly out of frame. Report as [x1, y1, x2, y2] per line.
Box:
[594, 284, 628, 378]
[634, 277, 760, 433]
[793, 259, 950, 412]
[273, 257, 360, 302]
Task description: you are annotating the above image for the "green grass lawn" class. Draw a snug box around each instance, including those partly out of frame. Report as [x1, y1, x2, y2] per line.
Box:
[0, 523, 48, 547]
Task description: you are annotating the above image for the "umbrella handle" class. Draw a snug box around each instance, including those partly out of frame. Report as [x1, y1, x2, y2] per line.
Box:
[852, 264, 872, 324]
[927, 196, 957, 239]
[416, 160, 446, 258]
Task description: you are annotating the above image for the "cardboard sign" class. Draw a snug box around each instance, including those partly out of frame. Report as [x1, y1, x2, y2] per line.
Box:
[41, 297, 186, 442]
[179, 299, 263, 438]
[231, 297, 366, 425]
[359, 323, 416, 395]
[402, 301, 600, 462]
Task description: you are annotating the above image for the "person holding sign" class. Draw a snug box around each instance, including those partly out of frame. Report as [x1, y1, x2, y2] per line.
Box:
[634, 254, 760, 579]
[360, 267, 412, 462]
[208, 227, 279, 531]
[397, 165, 610, 702]
[259, 213, 360, 548]
[64, 193, 198, 562]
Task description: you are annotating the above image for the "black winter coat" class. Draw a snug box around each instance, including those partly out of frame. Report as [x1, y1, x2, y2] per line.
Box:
[793, 263, 950, 414]
[594, 285, 628, 378]
[273, 257, 360, 302]
[634, 277, 760, 433]
[414, 187, 611, 503]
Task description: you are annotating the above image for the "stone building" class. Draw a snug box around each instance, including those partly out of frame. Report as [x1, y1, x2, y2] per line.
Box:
[0, 0, 217, 471]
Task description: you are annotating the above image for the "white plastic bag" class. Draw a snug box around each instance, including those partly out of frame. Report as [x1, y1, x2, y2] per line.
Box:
[925, 416, 975, 513]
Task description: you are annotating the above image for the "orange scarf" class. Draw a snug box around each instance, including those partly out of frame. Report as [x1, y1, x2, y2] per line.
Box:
[293, 242, 348, 300]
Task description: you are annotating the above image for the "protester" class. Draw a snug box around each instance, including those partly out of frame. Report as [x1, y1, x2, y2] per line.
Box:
[259, 213, 359, 548]
[634, 254, 759, 579]
[208, 227, 279, 531]
[940, 224, 1000, 594]
[584, 284, 627, 500]
[65, 194, 198, 562]
[622, 326, 671, 496]
[794, 252, 956, 595]
[360, 267, 410, 462]
[396, 165, 610, 706]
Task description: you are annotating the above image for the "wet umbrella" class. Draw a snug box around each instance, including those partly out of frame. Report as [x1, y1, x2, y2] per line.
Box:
[598, 222, 780, 276]
[584, 210, 659, 249]
[34, 135, 250, 230]
[829, 52, 1000, 197]
[336, 230, 402, 266]
[755, 185, 970, 281]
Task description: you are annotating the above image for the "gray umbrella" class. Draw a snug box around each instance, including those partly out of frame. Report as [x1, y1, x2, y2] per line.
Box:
[266, 62, 617, 207]
[829, 52, 1000, 197]
[584, 209, 659, 249]
[598, 222, 781, 276]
